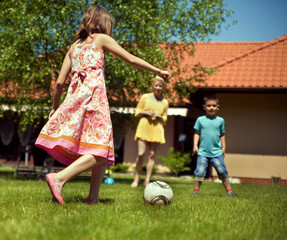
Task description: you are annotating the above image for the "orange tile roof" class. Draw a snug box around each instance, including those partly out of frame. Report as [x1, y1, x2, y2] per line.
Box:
[182, 34, 287, 90]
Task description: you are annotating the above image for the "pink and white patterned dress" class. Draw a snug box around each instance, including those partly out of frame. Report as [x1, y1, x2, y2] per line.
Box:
[35, 34, 114, 166]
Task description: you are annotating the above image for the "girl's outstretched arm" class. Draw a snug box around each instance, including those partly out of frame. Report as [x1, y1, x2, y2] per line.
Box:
[49, 50, 71, 118]
[95, 34, 170, 81]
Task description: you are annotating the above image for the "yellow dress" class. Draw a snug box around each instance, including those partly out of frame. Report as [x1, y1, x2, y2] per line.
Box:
[134, 93, 168, 144]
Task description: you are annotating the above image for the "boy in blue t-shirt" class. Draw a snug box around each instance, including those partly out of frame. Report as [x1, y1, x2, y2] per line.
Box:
[192, 95, 237, 197]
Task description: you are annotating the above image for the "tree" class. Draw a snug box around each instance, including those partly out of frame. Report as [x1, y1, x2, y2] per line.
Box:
[0, 0, 90, 128]
[0, 0, 235, 128]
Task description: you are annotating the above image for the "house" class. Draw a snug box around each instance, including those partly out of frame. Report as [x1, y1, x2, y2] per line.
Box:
[123, 35, 287, 185]
[1, 35, 286, 185]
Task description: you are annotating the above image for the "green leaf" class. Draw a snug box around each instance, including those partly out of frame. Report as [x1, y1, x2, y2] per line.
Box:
[0, 0, 235, 127]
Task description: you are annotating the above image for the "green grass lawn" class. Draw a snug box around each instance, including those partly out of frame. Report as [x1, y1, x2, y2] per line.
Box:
[0, 169, 286, 240]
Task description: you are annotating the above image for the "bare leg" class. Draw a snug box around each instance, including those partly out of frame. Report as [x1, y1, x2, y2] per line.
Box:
[194, 180, 202, 191]
[86, 164, 107, 204]
[192, 180, 203, 195]
[143, 143, 157, 186]
[56, 154, 107, 189]
[222, 179, 232, 191]
[131, 139, 147, 188]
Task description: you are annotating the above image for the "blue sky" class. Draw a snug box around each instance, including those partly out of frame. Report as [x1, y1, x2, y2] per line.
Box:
[209, 0, 287, 42]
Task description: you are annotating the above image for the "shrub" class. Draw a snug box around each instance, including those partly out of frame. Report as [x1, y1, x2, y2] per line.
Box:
[158, 148, 191, 176]
[110, 163, 129, 173]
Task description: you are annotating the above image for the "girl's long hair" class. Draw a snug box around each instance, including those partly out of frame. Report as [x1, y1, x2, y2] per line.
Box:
[74, 5, 115, 43]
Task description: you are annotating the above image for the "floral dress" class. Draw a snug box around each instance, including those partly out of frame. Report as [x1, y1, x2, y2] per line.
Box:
[35, 34, 114, 166]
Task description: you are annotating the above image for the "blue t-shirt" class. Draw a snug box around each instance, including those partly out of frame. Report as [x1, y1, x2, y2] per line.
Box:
[194, 115, 225, 157]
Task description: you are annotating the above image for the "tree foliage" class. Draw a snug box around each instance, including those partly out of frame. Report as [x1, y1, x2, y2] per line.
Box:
[0, 0, 235, 128]
[0, 0, 90, 128]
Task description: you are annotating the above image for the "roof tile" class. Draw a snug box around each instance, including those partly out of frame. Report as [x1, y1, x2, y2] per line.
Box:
[187, 34, 287, 89]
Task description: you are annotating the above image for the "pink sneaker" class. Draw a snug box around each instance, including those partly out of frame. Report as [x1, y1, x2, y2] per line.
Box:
[46, 173, 64, 205]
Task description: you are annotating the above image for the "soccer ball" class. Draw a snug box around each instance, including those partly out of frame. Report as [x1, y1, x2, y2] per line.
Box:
[143, 181, 173, 206]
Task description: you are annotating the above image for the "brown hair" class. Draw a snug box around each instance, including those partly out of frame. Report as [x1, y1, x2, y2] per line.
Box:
[74, 5, 115, 43]
[203, 94, 219, 104]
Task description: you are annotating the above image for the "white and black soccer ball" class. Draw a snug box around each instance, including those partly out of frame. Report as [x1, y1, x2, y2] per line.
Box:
[143, 181, 173, 206]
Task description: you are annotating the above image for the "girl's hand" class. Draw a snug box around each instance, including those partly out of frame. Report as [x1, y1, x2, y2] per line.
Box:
[158, 70, 170, 82]
[153, 113, 162, 120]
[139, 111, 153, 117]
[49, 109, 56, 119]
[145, 111, 153, 116]
[150, 111, 157, 118]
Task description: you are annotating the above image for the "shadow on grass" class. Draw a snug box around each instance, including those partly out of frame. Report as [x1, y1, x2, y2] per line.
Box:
[64, 197, 115, 205]
[0, 170, 134, 185]
[0, 170, 193, 187]
[0, 170, 37, 180]
[45, 196, 115, 205]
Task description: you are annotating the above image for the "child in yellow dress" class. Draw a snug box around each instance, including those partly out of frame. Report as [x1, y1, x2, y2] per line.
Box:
[131, 77, 168, 187]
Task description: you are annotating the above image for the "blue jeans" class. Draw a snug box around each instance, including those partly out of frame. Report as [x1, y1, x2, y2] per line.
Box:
[194, 155, 229, 181]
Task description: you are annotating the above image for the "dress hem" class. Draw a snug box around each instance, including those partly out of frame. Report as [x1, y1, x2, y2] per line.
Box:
[35, 137, 114, 166]
[134, 136, 165, 144]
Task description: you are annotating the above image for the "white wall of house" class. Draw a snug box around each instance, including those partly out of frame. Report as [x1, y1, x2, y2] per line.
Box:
[215, 92, 287, 180]
[220, 153, 287, 179]
[218, 93, 287, 155]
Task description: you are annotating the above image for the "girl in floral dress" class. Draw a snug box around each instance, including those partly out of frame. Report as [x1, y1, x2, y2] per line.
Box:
[35, 5, 170, 205]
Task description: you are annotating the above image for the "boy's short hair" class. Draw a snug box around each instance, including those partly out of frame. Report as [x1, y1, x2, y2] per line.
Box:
[203, 94, 219, 104]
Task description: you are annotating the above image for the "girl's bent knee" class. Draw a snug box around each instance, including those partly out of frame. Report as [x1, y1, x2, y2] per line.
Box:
[137, 153, 145, 159]
[96, 156, 108, 165]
